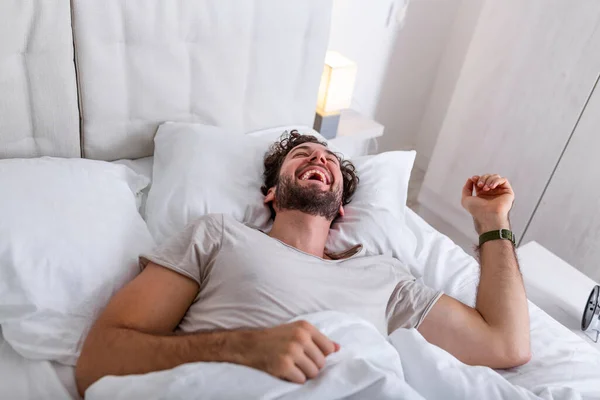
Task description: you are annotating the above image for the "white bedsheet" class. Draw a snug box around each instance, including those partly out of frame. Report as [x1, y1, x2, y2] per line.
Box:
[405, 209, 600, 398]
[85, 311, 591, 400]
[2, 157, 599, 399]
[0, 328, 79, 400]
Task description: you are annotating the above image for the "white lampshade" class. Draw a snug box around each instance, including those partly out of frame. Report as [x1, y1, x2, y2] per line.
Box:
[316, 51, 357, 115]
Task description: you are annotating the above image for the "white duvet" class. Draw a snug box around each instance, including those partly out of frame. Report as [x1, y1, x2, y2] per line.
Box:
[85, 311, 593, 400]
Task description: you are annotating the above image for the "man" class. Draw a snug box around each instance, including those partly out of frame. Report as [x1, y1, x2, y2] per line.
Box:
[76, 131, 531, 395]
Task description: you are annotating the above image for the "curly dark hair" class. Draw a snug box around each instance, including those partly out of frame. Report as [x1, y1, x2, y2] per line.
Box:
[261, 130, 359, 219]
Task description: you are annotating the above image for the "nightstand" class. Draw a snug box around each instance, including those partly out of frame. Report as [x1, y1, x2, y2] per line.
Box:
[327, 109, 384, 158]
[517, 241, 600, 350]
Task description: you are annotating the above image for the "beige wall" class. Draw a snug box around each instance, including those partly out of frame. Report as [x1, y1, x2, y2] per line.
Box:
[329, 0, 483, 159]
[414, 0, 484, 170]
[376, 0, 463, 153]
[419, 0, 600, 242]
[328, 0, 405, 117]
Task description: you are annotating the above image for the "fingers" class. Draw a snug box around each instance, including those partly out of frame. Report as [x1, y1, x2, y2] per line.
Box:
[473, 174, 506, 191]
[282, 363, 307, 384]
[489, 176, 507, 190]
[304, 340, 327, 370]
[485, 174, 501, 190]
[476, 175, 487, 188]
[476, 174, 492, 190]
[294, 353, 320, 380]
[307, 324, 337, 356]
[275, 321, 339, 384]
[462, 178, 474, 200]
[481, 174, 493, 191]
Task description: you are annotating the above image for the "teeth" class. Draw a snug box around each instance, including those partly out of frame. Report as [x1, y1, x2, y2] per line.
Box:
[300, 169, 328, 184]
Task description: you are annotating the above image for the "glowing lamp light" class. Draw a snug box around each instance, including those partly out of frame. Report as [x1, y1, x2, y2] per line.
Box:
[313, 51, 357, 139]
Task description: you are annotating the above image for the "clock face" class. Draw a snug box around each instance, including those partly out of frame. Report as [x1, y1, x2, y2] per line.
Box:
[582, 285, 600, 331]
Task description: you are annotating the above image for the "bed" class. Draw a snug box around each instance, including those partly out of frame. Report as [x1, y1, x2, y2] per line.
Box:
[0, 1, 599, 399]
[2, 181, 599, 399]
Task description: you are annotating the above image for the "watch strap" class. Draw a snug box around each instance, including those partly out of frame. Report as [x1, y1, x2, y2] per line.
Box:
[479, 229, 516, 247]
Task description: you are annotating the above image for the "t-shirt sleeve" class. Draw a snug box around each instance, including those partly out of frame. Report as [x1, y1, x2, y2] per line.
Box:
[386, 276, 443, 333]
[139, 214, 224, 286]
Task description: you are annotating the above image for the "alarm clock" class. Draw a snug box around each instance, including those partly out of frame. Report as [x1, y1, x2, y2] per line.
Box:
[581, 285, 600, 343]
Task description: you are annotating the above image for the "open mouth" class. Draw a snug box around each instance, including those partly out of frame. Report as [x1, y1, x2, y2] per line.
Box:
[298, 168, 330, 185]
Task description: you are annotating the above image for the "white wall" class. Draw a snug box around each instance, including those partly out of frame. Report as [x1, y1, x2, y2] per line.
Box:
[375, 0, 463, 153]
[414, 0, 484, 171]
[328, 0, 485, 160]
[328, 0, 405, 117]
[419, 0, 600, 243]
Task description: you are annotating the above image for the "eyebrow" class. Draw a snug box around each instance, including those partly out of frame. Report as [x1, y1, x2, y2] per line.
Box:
[291, 145, 339, 163]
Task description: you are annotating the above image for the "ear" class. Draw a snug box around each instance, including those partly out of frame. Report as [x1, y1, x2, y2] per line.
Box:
[338, 204, 345, 217]
[264, 187, 276, 205]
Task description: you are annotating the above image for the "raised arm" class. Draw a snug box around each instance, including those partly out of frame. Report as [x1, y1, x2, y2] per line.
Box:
[417, 174, 531, 368]
[76, 263, 337, 396]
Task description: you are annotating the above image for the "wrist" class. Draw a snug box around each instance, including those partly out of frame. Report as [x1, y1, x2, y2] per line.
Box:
[224, 329, 258, 367]
[198, 329, 255, 366]
[474, 214, 510, 235]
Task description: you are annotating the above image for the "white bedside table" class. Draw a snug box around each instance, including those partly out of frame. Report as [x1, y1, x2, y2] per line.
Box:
[327, 109, 384, 158]
[517, 241, 600, 349]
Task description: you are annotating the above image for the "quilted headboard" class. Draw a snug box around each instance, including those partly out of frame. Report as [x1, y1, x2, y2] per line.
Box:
[72, 0, 331, 160]
[0, 1, 331, 161]
[0, 1, 80, 158]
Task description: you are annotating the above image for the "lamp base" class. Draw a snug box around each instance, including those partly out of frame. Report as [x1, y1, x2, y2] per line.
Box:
[313, 112, 341, 140]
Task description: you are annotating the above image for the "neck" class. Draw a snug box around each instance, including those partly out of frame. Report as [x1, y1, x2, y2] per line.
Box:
[268, 210, 331, 258]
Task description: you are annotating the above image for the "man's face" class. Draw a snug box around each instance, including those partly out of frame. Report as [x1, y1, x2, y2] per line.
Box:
[264, 142, 345, 221]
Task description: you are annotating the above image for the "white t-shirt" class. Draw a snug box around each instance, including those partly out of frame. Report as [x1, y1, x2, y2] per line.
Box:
[140, 214, 442, 335]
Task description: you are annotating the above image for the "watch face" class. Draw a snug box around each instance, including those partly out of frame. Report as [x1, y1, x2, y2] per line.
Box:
[582, 285, 599, 331]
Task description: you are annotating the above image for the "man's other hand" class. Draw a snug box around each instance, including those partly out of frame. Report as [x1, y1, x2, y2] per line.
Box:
[461, 174, 515, 234]
[238, 320, 339, 384]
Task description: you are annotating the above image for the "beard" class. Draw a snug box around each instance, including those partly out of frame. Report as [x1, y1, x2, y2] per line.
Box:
[275, 175, 342, 221]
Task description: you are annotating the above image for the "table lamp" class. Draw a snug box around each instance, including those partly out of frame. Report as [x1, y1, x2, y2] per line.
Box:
[313, 51, 357, 139]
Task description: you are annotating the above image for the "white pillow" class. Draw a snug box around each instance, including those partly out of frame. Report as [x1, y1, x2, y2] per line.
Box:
[327, 152, 416, 257]
[146, 123, 273, 243]
[146, 122, 416, 259]
[0, 158, 155, 365]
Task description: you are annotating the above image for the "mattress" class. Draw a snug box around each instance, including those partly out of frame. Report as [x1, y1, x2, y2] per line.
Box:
[2, 157, 599, 399]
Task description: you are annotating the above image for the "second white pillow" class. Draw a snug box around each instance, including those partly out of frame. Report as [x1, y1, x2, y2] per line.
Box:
[146, 123, 274, 244]
[0, 158, 156, 365]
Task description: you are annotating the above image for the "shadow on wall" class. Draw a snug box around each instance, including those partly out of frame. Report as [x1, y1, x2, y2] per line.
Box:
[374, 0, 463, 154]
[375, 0, 483, 166]
[328, 0, 406, 119]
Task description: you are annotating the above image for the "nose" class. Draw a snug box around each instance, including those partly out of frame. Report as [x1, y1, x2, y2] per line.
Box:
[310, 149, 328, 165]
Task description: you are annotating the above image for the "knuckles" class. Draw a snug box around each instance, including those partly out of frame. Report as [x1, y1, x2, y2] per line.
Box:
[294, 320, 312, 331]
[284, 342, 302, 356]
[275, 354, 294, 371]
[292, 329, 310, 344]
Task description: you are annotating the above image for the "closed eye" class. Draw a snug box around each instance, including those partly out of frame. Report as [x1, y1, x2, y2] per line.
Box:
[294, 152, 309, 157]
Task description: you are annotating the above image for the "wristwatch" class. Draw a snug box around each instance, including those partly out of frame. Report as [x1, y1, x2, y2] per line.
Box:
[479, 229, 516, 247]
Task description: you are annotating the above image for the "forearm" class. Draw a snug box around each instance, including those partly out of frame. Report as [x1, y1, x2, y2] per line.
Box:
[76, 324, 250, 395]
[475, 219, 530, 361]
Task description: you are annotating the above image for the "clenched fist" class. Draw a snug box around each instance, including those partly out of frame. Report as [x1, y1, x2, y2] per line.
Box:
[237, 320, 339, 384]
[461, 174, 515, 235]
